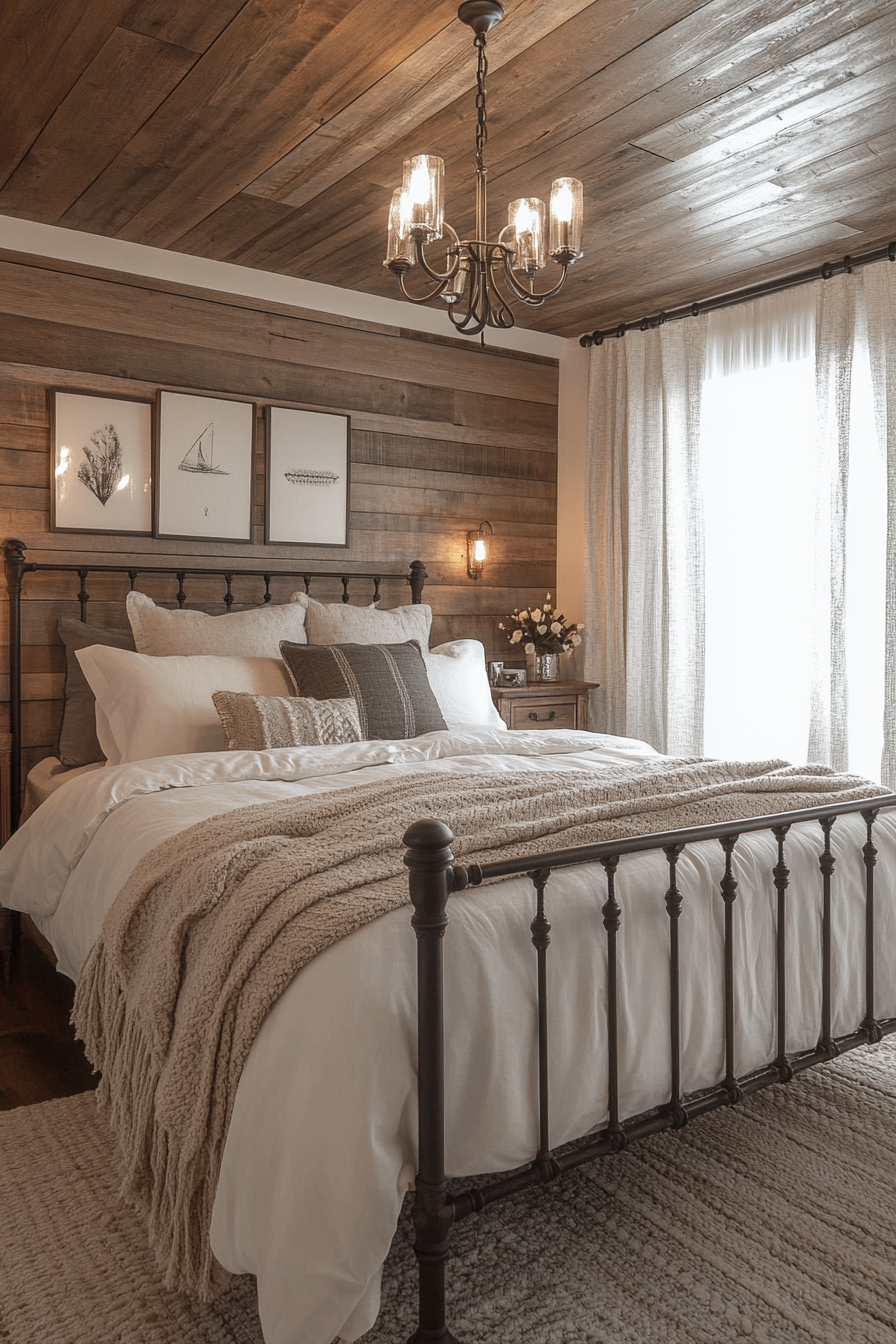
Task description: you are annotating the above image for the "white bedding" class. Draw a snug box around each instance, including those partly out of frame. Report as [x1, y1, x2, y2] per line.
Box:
[2, 727, 895, 1344]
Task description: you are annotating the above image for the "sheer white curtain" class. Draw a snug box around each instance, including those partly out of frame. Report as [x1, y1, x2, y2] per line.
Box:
[583, 259, 894, 783]
[583, 318, 706, 755]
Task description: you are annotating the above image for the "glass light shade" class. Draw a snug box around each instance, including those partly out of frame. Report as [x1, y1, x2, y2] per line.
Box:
[401, 154, 444, 240]
[384, 187, 415, 268]
[549, 177, 583, 258]
[507, 197, 546, 272]
[441, 259, 467, 304]
[466, 520, 492, 580]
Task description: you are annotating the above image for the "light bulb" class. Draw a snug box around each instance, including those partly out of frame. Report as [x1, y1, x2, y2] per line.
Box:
[473, 537, 487, 563]
[408, 162, 431, 205]
[553, 183, 574, 223]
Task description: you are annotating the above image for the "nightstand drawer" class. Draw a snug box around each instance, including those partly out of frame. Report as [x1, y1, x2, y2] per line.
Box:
[509, 698, 576, 731]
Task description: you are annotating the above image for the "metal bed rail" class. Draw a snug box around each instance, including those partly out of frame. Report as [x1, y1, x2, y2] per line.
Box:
[403, 792, 896, 1343]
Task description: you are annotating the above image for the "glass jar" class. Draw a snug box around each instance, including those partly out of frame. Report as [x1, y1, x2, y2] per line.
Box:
[526, 650, 560, 682]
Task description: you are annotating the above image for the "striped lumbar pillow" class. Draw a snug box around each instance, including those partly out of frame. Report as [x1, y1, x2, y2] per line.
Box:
[279, 640, 447, 741]
[213, 691, 361, 750]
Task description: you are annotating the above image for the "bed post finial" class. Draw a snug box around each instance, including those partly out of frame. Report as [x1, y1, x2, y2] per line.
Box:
[403, 818, 463, 1344]
[408, 560, 427, 605]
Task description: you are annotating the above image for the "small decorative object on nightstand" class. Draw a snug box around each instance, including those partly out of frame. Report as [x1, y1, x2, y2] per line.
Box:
[490, 681, 599, 732]
[498, 595, 583, 683]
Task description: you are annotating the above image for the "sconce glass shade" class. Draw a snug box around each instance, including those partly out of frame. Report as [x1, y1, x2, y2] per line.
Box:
[507, 197, 546, 273]
[466, 520, 493, 580]
[384, 187, 415, 269]
[549, 177, 583, 259]
[401, 154, 444, 240]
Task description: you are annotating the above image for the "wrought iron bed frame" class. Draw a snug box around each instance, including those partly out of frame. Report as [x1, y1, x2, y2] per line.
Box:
[3, 537, 896, 1341]
[402, 799, 896, 1340]
[1, 537, 426, 976]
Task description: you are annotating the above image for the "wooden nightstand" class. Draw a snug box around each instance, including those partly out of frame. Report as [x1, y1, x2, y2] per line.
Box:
[490, 681, 599, 732]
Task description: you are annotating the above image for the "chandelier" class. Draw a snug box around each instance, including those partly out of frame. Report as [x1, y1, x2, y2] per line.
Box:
[383, 0, 584, 341]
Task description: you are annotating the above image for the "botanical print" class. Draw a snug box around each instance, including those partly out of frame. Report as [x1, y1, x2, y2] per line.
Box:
[77, 423, 123, 505]
[52, 392, 152, 535]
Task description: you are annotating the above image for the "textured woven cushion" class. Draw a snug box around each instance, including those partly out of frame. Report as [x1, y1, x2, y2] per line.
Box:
[57, 619, 136, 767]
[127, 590, 307, 657]
[212, 692, 361, 750]
[290, 592, 432, 649]
[279, 640, 447, 740]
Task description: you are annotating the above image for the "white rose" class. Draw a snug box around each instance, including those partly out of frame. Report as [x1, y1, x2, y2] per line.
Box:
[531, 608, 542, 622]
[545, 593, 551, 603]
[498, 622, 505, 630]
[576, 623, 585, 631]
[537, 624, 547, 634]
[519, 610, 529, 621]
[510, 629, 522, 643]
[572, 633, 582, 646]
[524, 642, 535, 654]
[550, 621, 562, 634]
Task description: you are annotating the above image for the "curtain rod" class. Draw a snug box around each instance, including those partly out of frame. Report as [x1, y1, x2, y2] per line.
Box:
[578, 240, 896, 347]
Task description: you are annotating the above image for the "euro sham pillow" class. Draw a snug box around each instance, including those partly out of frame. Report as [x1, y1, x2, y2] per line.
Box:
[74, 645, 291, 765]
[422, 640, 506, 731]
[57, 618, 137, 767]
[213, 692, 361, 751]
[290, 592, 432, 649]
[280, 639, 446, 741]
[127, 590, 307, 657]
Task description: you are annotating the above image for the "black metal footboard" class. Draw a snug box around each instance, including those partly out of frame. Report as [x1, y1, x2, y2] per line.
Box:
[402, 794, 896, 1344]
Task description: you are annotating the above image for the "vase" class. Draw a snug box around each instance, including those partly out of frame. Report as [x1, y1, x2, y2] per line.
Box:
[526, 651, 560, 682]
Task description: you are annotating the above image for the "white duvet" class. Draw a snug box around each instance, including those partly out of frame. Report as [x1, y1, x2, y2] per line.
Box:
[2, 727, 895, 1344]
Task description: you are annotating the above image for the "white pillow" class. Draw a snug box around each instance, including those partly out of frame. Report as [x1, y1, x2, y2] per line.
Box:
[291, 592, 432, 649]
[127, 590, 307, 657]
[74, 646, 292, 764]
[422, 640, 506, 731]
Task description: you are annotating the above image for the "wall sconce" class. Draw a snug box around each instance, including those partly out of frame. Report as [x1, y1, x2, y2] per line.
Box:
[466, 520, 492, 581]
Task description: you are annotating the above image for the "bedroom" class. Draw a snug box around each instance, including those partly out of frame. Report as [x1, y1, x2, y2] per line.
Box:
[1, 1, 895, 1342]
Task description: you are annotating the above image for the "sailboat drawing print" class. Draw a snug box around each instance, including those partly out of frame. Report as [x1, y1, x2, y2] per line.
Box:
[178, 423, 229, 475]
[156, 391, 254, 542]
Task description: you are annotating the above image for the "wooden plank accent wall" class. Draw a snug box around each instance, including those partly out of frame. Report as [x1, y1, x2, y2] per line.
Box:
[0, 252, 557, 780]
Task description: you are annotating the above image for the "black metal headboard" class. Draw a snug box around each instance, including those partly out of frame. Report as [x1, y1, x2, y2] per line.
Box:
[3, 538, 426, 832]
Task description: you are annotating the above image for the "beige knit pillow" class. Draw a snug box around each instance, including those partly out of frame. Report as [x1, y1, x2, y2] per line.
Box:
[212, 691, 361, 750]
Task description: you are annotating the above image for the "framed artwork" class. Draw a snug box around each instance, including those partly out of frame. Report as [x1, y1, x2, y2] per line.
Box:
[155, 390, 255, 543]
[50, 389, 153, 535]
[500, 667, 527, 688]
[265, 405, 350, 547]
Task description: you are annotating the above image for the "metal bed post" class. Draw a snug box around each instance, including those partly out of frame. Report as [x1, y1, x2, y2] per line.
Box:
[2, 539, 27, 979]
[403, 819, 463, 1344]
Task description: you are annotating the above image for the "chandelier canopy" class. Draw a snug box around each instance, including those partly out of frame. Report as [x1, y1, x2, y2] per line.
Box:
[384, 0, 584, 341]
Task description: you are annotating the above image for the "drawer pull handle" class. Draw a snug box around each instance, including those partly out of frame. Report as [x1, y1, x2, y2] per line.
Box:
[528, 710, 556, 723]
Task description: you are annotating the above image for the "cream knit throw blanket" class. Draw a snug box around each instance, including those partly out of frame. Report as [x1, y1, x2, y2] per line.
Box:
[72, 756, 888, 1300]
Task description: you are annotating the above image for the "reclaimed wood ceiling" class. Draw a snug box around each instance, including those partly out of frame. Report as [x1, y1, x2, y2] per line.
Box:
[2, 0, 895, 338]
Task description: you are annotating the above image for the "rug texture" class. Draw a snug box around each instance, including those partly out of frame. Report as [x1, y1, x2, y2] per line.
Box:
[1, 1042, 895, 1344]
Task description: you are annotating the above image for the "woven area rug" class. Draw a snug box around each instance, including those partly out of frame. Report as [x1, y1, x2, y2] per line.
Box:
[2, 1044, 895, 1344]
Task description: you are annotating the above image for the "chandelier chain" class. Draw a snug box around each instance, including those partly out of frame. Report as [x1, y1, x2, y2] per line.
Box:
[474, 33, 488, 172]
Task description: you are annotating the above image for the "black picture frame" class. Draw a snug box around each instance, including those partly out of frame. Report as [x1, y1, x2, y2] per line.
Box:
[50, 388, 153, 536]
[154, 389, 256, 544]
[265, 404, 351, 548]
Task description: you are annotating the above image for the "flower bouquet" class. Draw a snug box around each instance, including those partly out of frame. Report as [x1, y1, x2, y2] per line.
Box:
[498, 596, 583, 682]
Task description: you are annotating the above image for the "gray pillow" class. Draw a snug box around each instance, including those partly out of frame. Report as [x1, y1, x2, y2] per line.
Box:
[57, 618, 136, 767]
[279, 640, 447, 741]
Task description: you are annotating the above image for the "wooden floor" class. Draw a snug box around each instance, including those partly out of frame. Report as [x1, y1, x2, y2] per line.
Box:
[0, 934, 97, 1110]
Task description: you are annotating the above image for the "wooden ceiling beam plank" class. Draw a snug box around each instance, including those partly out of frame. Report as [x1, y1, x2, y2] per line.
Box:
[118, 0, 251, 56]
[0, 0, 134, 186]
[239, 0, 616, 207]
[56, 0, 365, 237]
[171, 196, 299, 262]
[0, 28, 199, 222]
